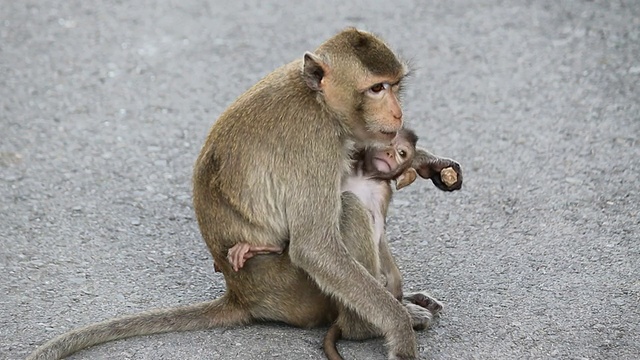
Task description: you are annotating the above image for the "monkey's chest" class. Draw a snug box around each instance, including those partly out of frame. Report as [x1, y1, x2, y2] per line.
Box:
[341, 176, 387, 246]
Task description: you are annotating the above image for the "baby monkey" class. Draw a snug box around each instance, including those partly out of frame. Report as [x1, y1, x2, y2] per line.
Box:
[224, 128, 419, 275]
[223, 129, 451, 360]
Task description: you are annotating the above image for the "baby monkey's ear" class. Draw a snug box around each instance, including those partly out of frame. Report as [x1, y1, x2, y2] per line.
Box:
[395, 168, 417, 190]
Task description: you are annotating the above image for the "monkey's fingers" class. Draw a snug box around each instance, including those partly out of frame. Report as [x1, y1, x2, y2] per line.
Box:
[228, 243, 251, 271]
[226, 250, 237, 270]
[227, 251, 240, 272]
[237, 252, 256, 269]
[249, 245, 284, 255]
[236, 244, 254, 271]
[396, 168, 417, 190]
[431, 162, 462, 191]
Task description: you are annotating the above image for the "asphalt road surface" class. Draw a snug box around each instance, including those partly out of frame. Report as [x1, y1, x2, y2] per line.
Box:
[1, 1, 638, 359]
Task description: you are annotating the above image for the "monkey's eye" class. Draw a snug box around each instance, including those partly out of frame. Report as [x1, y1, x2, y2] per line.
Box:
[368, 82, 390, 94]
[398, 150, 407, 158]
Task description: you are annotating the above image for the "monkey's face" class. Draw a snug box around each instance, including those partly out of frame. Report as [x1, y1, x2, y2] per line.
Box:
[364, 137, 414, 180]
[357, 77, 405, 144]
[301, 29, 407, 146]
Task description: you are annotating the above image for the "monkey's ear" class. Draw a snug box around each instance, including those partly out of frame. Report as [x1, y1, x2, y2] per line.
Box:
[395, 168, 417, 190]
[302, 52, 329, 91]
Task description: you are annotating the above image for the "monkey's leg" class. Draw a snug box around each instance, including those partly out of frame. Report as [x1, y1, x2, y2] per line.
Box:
[379, 237, 439, 330]
[322, 194, 381, 360]
[343, 208, 433, 331]
[339, 192, 380, 276]
[223, 250, 336, 329]
[331, 193, 426, 341]
[334, 299, 434, 337]
[379, 234, 403, 301]
[331, 192, 384, 341]
[335, 200, 435, 338]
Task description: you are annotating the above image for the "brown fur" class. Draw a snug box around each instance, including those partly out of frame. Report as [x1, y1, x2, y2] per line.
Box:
[223, 128, 422, 290]
[322, 130, 463, 360]
[27, 28, 420, 360]
[28, 27, 464, 360]
[324, 129, 422, 360]
[191, 28, 418, 358]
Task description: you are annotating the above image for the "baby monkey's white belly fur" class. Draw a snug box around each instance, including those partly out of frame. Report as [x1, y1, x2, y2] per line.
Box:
[341, 173, 388, 247]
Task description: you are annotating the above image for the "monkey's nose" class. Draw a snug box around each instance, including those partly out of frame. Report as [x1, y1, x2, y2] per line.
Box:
[391, 115, 403, 131]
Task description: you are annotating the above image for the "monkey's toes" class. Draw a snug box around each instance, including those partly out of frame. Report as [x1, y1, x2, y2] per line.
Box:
[405, 303, 433, 331]
[404, 292, 444, 315]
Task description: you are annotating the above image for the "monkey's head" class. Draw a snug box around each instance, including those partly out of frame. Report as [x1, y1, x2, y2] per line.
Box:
[362, 128, 418, 189]
[301, 28, 408, 145]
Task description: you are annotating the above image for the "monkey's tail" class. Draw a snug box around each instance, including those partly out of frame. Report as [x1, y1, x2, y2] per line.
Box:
[26, 294, 249, 360]
[322, 323, 344, 360]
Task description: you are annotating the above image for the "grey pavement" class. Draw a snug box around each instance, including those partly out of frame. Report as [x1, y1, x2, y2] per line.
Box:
[1, 1, 639, 359]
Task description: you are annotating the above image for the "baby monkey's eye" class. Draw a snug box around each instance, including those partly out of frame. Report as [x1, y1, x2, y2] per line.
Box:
[398, 150, 407, 158]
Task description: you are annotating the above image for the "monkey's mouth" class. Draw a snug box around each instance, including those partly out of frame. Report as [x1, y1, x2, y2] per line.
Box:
[380, 130, 397, 139]
[373, 157, 392, 173]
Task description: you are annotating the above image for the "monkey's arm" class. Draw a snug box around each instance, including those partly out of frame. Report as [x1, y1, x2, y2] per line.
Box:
[379, 234, 403, 301]
[287, 189, 415, 355]
[226, 243, 284, 272]
[412, 147, 463, 191]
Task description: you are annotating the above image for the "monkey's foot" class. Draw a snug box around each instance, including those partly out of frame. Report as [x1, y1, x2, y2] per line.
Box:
[404, 303, 433, 331]
[227, 243, 284, 271]
[404, 292, 444, 315]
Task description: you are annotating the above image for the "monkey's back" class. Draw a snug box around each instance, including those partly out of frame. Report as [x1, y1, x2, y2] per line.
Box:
[192, 58, 346, 267]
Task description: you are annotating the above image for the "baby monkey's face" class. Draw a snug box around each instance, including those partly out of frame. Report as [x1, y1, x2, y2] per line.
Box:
[363, 132, 415, 180]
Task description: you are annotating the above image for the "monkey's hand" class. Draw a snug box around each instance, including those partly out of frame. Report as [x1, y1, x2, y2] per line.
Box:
[227, 243, 284, 272]
[415, 158, 462, 192]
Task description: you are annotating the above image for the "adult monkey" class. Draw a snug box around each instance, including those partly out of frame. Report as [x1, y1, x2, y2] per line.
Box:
[193, 27, 418, 359]
[26, 28, 430, 360]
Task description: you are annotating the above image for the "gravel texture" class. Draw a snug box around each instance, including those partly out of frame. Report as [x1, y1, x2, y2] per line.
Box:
[1, 1, 639, 359]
